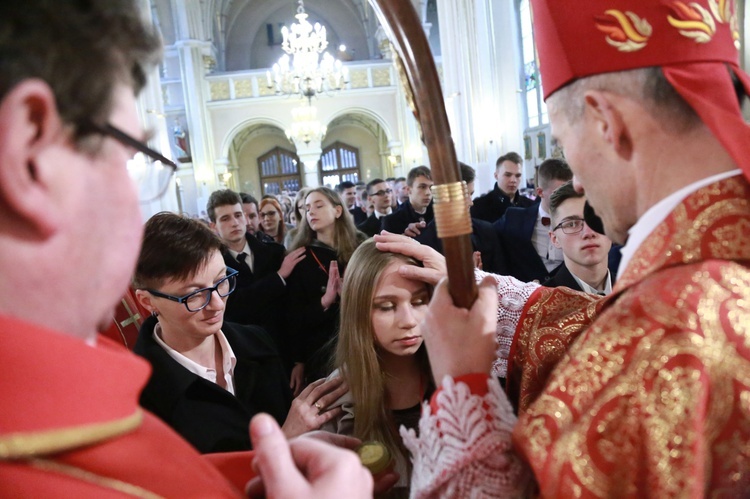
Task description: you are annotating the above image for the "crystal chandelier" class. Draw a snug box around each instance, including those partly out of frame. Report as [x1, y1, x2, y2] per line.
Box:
[266, 0, 348, 102]
[286, 104, 327, 145]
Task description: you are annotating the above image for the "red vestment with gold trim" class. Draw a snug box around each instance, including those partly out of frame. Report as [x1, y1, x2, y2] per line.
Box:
[0, 315, 254, 497]
[511, 175, 750, 496]
[406, 175, 750, 498]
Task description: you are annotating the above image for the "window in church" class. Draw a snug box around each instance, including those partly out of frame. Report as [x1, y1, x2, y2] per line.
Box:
[519, 0, 548, 127]
[319, 141, 360, 188]
[258, 146, 302, 195]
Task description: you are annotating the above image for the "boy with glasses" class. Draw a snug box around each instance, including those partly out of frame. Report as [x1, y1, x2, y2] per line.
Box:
[544, 181, 613, 295]
[356, 178, 393, 237]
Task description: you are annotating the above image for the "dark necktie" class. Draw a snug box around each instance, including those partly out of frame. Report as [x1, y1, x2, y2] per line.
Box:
[541, 217, 551, 227]
[237, 252, 252, 275]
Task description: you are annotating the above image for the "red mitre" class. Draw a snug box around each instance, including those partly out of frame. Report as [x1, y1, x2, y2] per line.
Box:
[530, 0, 750, 181]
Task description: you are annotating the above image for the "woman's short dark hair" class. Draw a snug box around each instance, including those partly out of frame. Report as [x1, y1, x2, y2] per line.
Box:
[133, 212, 224, 290]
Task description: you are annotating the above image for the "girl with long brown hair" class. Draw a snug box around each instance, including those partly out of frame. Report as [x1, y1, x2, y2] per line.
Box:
[285, 186, 366, 394]
[322, 239, 434, 497]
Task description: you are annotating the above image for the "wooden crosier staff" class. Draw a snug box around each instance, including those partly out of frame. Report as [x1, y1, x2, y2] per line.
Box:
[369, 0, 477, 308]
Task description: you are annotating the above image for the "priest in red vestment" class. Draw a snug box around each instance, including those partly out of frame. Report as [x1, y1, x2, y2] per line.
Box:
[0, 2, 375, 497]
[399, 0, 750, 497]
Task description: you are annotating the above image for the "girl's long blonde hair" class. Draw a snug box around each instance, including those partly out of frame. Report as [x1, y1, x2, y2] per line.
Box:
[289, 186, 361, 264]
[334, 239, 432, 467]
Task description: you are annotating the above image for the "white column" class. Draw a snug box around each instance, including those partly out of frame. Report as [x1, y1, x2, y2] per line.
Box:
[435, 0, 523, 195]
[171, 0, 217, 214]
[134, 0, 179, 219]
[293, 142, 323, 188]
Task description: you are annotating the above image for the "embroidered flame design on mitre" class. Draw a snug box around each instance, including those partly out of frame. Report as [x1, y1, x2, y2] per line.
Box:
[594, 10, 652, 52]
[708, 0, 741, 49]
[667, 1, 717, 43]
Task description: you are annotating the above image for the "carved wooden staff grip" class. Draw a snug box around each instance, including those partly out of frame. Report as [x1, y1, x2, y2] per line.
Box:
[369, 0, 477, 308]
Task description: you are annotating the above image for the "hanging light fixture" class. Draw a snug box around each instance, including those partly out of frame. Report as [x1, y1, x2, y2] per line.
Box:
[266, 0, 348, 103]
[286, 104, 327, 146]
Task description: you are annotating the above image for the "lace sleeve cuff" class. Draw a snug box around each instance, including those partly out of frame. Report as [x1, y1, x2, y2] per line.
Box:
[402, 375, 530, 498]
[474, 269, 540, 378]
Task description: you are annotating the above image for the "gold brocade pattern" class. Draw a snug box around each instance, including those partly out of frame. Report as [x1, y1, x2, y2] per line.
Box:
[507, 287, 603, 413]
[510, 176, 750, 497]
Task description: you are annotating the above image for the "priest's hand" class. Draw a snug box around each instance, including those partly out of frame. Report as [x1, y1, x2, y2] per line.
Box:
[247, 414, 374, 498]
[373, 232, 447, 286]
[422, 275, 499, 381]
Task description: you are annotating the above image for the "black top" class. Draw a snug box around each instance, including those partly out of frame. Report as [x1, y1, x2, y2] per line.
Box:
[357, 213, 384, 238]
[284, 241, 343, 382]
[381, 200, 434, 235]
[541, 264, 583, 291]
[471, 183, 535, 223]
[349, 207, 368, 225]
[494, 202, 563, 283]
[221, 233, 286, 334]
[134, 316, 292, 453]
[416, 217, 508, 275]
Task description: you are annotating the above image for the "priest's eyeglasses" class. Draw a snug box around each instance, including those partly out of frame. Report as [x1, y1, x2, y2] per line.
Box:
[552, 218, 586, 234]
[146, 268, 239, 312]
[80, 121, 178, 203]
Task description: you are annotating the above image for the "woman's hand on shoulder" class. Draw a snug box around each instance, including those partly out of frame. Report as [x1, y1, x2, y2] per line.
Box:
[278, 246, 306, 279]
[281, 376, 349, 438]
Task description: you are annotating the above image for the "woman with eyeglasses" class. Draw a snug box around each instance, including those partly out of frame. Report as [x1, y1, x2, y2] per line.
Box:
[132, 212, 347, 453]
[286, 187, 367, 395]
[258, 196, 288, 246]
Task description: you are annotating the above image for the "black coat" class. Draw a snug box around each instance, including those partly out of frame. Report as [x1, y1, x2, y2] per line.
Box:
[349, 207, 368, 225]
[416, 218, 508, 275]
[471, 183, 535, 223]
[134, 316, 292, 454]
[356, 213, 384, 238]
[541, 264, 583, 291]
[494, 202, 563, 283]
[284, 242, 341, 381]
[381, 199, 434, 235]
[221, 234, 286, 337]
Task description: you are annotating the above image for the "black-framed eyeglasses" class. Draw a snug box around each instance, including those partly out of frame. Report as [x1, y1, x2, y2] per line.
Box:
[552, 218, 586, 234]
[145, 268, 238, 312]
[80, 121, 178, 203]
[369, 188, 393, 197]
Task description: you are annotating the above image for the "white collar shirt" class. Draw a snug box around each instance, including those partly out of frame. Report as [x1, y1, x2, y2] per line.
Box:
[153, 322, 237, 395]
[571, 269, 613, 296]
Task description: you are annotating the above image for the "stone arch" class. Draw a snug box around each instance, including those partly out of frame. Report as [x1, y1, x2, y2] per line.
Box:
[325, 106, 394, 142]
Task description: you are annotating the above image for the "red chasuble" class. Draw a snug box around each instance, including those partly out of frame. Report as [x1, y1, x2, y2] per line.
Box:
[509, 175, 750, 496]
[0, 316, 253, 497]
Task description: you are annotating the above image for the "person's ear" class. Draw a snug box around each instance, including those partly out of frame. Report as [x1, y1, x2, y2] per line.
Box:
[0, 80, 66, 238]
[334, 205, 343, 219]
[549, 229, 562, 249]
[582, 90, 633, 160]
[535, 186, 544, 199]
[135, 289, 156, 314]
